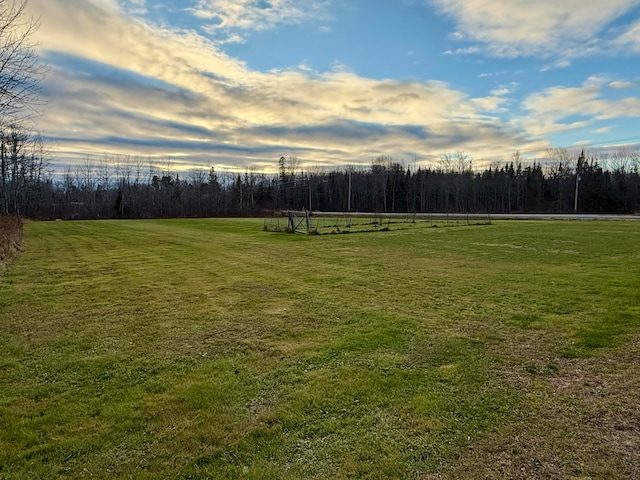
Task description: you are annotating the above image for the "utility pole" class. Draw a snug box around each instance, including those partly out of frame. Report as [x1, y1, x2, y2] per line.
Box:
[574, 173, 581, 213]
[574, 150, 584, 213]
[348, 170, 352, 212]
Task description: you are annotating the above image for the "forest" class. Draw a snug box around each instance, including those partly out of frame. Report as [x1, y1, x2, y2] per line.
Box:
[1, 1, 639, 221]
[2, 136, 640, 219]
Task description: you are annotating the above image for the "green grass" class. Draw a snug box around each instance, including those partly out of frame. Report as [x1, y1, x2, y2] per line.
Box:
[1, 219, 639, 479]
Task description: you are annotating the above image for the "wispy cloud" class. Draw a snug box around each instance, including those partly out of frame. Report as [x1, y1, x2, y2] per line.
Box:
[190, 0, 333, 33]
[490, 86, 514, 96]
[128, 0, 147, 13]
[612, 18, 640, 51]
[443, 46, 481, 55]
[430, 0, 640, 61]
[609, 80, 639, 89]
[522, 76, 640, 136]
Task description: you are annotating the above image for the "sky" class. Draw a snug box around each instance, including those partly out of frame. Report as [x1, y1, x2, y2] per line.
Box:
[24, 0, 640, 173]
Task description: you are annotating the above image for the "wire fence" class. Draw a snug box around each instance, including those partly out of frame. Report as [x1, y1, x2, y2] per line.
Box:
[264, 212, 493, 235]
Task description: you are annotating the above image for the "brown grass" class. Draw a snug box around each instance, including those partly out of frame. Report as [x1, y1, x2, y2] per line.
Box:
[440, 330, 640, 479]
[0, 215, 24, 271]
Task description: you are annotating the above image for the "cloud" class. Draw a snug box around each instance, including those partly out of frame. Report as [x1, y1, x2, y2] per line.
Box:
[470, 96, 508, 112]
[613, 18, 640, 51]
[490, 86, 513, 96]
[608, 80, 638, 89]
[27, 0, 550, 170]
[443, 46, 481, 55]
[217, 33, 246, 44]
[119, 0, 147, 15]
[190, 0, 333, 33]
[429, 0, 640, 59]
[522, 76, 640, 136]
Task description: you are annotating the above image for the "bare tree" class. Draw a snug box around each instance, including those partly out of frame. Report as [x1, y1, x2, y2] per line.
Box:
[545, 147, 573, 175]
[98, 155, 111, 190]
[0, 0, 46, 125]
[0, 124, 47, 215]
[133, 155, 144, 185]
[286, 155, 301, 177]
[0, 0, 47, 215]
[610, 148, 634, 174]
[439, 150, 471, 174]
[189, 167, 207, 187]
[439, 151, 472, 211]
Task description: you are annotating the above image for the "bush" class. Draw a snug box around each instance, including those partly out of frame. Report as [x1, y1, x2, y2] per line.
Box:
[0, 215, 24, 270]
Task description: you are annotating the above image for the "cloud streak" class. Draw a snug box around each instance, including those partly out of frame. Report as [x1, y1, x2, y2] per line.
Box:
[430, 0, 640, 61]
[191, 0, 333, 36]
[522, 76, 640, 136]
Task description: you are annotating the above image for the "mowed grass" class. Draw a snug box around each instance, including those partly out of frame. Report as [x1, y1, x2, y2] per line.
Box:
[1, 219, 639, 479]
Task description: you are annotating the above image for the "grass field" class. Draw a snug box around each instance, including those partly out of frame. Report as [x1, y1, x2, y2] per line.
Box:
[1, 218, 639, 479]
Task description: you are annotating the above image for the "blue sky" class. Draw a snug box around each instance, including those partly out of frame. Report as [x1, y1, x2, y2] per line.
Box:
[27, 0, 640, 172]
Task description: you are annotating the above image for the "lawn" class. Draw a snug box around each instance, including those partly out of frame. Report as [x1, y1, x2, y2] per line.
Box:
[1, 218, 639, 479]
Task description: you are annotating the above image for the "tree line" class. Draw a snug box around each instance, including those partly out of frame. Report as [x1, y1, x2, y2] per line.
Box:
[4, 149, 638, 219]
[1, 2, 639, 220]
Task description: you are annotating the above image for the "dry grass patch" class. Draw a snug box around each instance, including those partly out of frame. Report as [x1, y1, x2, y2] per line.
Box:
[0, 215, 24, 271]
[442, 333, 640, 479]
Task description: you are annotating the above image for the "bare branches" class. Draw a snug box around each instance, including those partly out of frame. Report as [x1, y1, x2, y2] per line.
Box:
[439, 150, 472, 174]
[0, 0, 46, 127]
